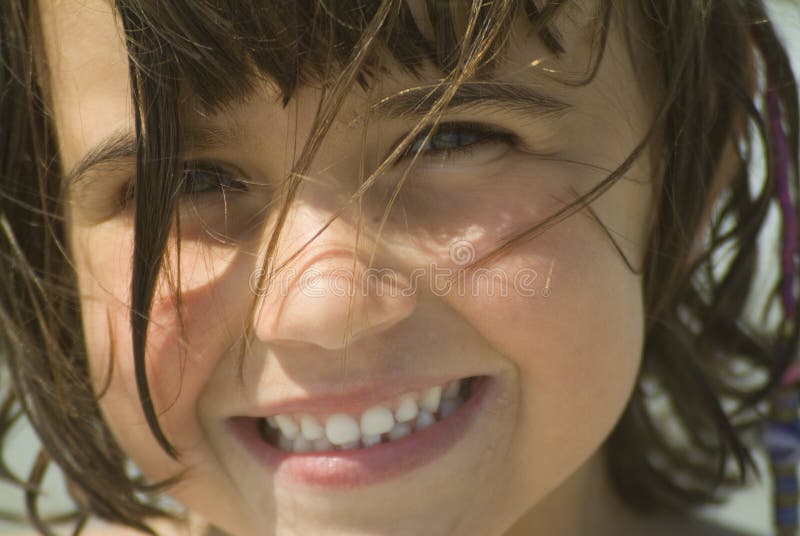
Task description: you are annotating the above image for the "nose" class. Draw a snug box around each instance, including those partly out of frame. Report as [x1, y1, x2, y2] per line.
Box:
[251, 202, 416, 351]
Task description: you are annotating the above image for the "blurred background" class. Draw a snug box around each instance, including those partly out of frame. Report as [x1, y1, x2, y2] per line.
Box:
[0, 2, 799, 535]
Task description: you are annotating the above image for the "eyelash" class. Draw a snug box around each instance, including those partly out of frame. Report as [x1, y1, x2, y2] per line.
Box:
[183, 123, 513, 195]
[397, 121, 516, 161]
[119, 122, 514, 204]
[180, 162, 247, 195]
[120, 162, 247, 206]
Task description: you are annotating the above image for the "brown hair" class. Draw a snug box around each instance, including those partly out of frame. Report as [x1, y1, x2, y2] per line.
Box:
[0, 0, 798, 534]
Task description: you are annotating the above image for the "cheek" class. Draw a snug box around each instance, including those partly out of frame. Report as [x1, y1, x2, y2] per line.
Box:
[72, 223, 250, 476]
[444, 215, 643, 488]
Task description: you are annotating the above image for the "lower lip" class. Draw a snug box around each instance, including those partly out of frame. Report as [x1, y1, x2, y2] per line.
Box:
[226, 376, 495, 488]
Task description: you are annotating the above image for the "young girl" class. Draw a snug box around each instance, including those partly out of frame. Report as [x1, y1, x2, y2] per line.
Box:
[1, 0, 798, 534]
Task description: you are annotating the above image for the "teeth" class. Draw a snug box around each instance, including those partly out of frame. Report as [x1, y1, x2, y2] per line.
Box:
[443, 380, 460, 399]
[415, 410, 435, 431]
[420, 386, 442, 413]
[274, 414, 300, 440]
[325, 414, 361, 445]
[360, 405, 395, 436]
[439, 397, 460, 419]
[313, 438, 332, 452]
[299, 414, 325, 441]
[278, 434, 293, 451]
[262, 377, 477, 453]
[387, 421, 412, 441]
[292, 435, 312, 453]
[362, 434, 382, 447]
[394, 394, 419, 423]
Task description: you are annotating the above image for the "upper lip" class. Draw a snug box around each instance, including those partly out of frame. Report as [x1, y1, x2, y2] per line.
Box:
[234, 375, 478, 417]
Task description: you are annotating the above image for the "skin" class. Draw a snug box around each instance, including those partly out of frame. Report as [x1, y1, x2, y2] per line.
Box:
[35, 0, 751, 535]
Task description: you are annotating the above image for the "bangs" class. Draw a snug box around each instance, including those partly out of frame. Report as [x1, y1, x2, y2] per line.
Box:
[116, 0, 570, 111]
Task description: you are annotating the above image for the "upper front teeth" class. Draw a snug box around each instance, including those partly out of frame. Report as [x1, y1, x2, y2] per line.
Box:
[300, 415, 325, 440]
[395, 394, 418, 422]
[360, 405, 394, 436]
[273, 414, 300, 440]
[260, 378, 471, 453]
[420, 386, 442, 413]
[325, 414, 361, 444]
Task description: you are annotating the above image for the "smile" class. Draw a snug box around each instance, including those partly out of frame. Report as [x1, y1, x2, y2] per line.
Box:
[259, 377, 476, 453]
[226, 375, 494, 488]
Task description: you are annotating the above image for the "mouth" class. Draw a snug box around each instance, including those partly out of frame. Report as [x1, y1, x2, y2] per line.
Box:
[226, 375, 494, 488]
[259, 375, 478, 453]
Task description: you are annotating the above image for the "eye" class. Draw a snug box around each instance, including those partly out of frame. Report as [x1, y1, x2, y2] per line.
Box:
[120, 161, 248, 206]
[399, 122, 516, 161]
[180, 161, 248, 195]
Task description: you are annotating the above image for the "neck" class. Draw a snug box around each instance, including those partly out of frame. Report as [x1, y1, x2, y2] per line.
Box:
[502, 445, 648, 536]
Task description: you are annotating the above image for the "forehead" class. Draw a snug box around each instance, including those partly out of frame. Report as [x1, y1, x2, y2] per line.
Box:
[37, 0, 654, 175]
[38, 0, 131, 170]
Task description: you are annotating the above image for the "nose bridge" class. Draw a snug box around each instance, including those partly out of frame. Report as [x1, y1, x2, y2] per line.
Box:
[251, 195, 416, 350]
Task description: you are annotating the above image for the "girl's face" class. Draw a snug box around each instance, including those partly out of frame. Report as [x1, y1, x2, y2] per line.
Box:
[45, 1, 657, 534]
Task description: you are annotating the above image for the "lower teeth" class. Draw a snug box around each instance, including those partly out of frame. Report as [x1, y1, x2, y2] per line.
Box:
[259, 376, 479, 453]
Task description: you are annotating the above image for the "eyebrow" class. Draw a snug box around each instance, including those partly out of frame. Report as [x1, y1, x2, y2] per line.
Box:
[63, 122, 248, 188]
[64, 130, 136, 188]
[369, 81, 572, 120]
[65, 81, 571, 187]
